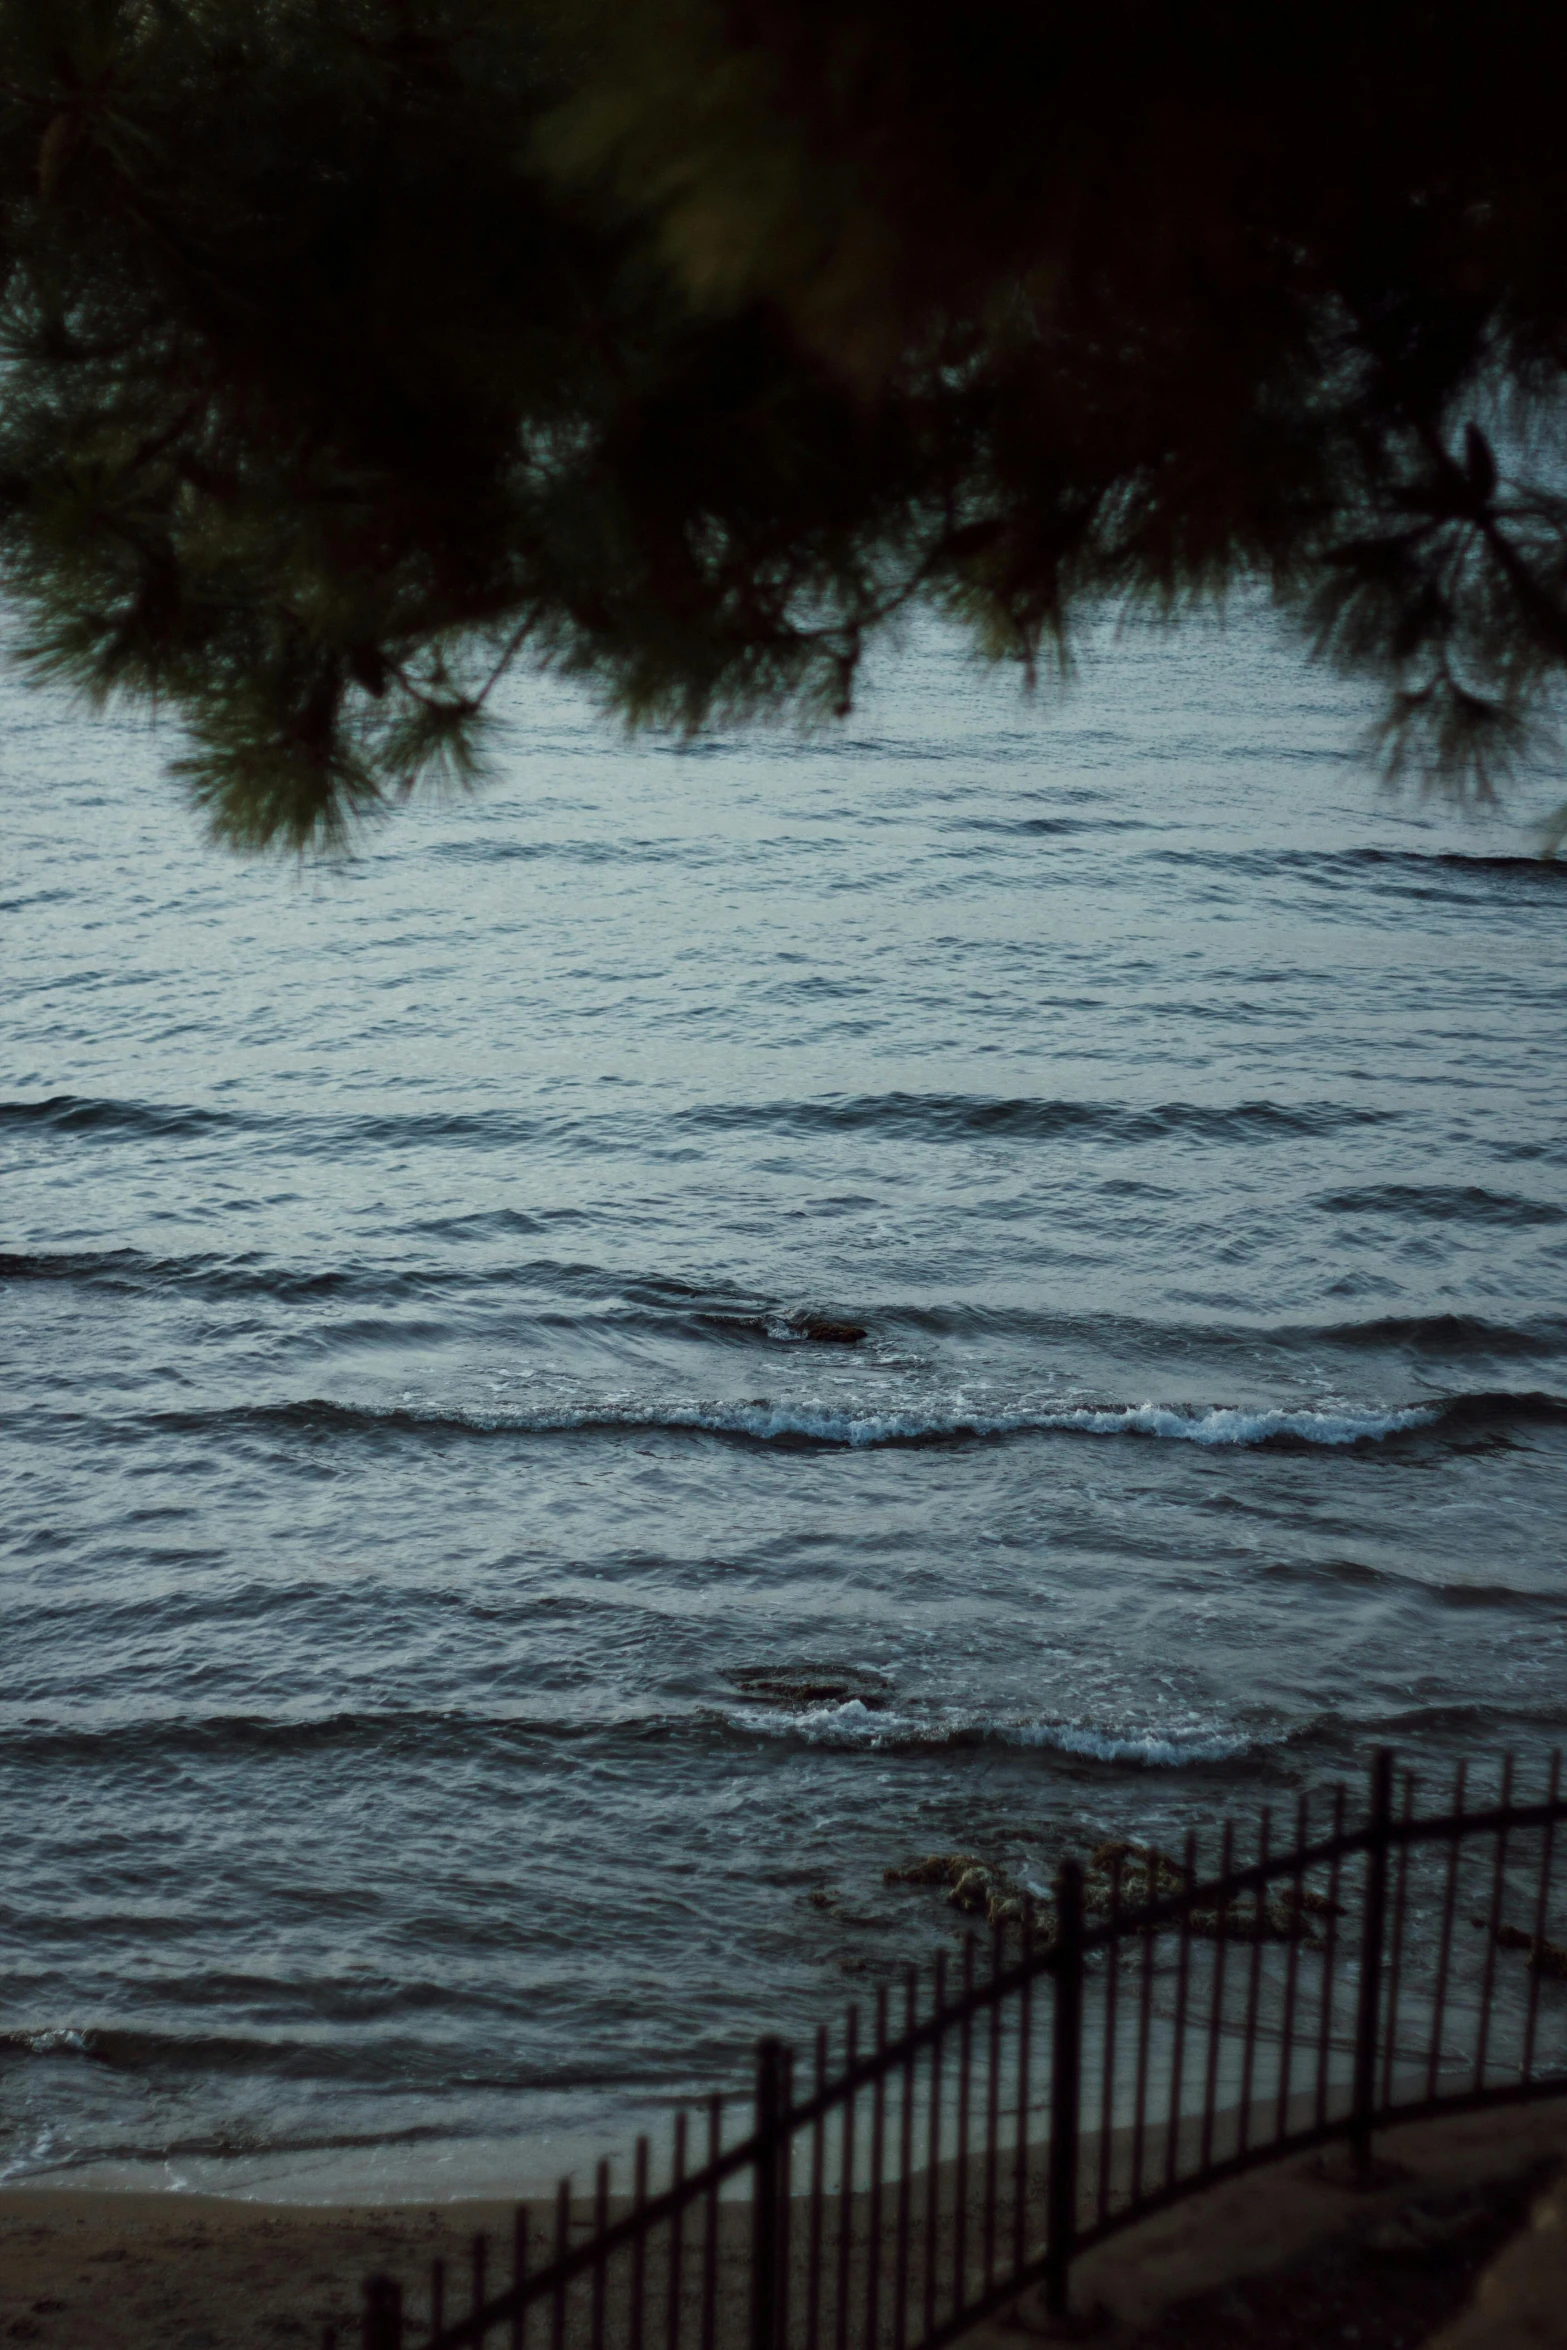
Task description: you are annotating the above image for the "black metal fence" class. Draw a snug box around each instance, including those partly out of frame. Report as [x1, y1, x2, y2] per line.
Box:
[340, 1748, 1567, 2350]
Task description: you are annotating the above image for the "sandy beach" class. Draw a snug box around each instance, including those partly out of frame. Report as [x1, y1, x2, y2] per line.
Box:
[5, 2101, 1567, 2349]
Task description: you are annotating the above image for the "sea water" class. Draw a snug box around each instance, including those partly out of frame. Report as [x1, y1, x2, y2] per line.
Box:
[3, 603, 1565, 2196]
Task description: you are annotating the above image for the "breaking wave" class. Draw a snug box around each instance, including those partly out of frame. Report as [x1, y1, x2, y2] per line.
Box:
[682, 1091, 1394, 1146]
[733, 1698, 1263, 1766]
[121, 1391, 1566, 1452]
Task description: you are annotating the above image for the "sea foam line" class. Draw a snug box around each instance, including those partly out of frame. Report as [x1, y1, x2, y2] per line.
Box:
[731, 1697, 1260, 1765]
[348, 1396, 1443, 1449]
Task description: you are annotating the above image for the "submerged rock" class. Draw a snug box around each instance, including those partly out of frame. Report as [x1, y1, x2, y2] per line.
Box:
[886, 1833, 1339, 1947]
[699, 1308, 869, 1345]
[777, 1310, 868, 1345]
[1474, 1915, 1567, 1975]
[1086, 1839, 1333, 1941]
[728, 1664, 892, 1711]
[884, 1852, 983, 1888]
[884, 1850, 1048, 1934]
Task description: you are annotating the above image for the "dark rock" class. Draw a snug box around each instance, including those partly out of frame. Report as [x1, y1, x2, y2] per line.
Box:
[728, 1664, 891, 1710]
[950, 1866, 995, 1914]
[883, 1852, 983, 1887]
[778, 1311, 868, 1344]
[1471, 1916, 1567, 1972]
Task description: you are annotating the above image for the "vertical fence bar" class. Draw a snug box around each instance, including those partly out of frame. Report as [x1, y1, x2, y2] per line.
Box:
[1314, 1787, 1346, 2131]
[700, 2100, 721, 2350]
[1380, 1775, 1415, 2112]
[362, 2276, 402, 2350]
[1237, 1808, 1269, 2158]
[666, 2113, 687, 2350]
[591, 2163, 609, 2350]
[1474, 1755, 1513, 2093]
[953, 1939, 974, 2315]
[1044, 1860, 1084, 2320]
[551, 2184, 569, 2350]
[984, 1928, 1002, 2294]
[922, 1955, 946, 2342]
[1426, 1763, 1466, 2099]
[510, 2208, 529, 2350]
[431, 2258, 446, 2349]
[752, 2040, 783, 2350]
[630, 2140, 649, 2350]
[1131, 1901, 1154, 2203]
[1097, 1852, 1122, 2223]
[807, 2031, 826, 2350]
[1522, 1752, 1561, 2085]
[1011, 1908, 1034, 2279]
[779, 2050, 795, 2350]
[894, 1970, 916, 2350]
[866, 1989, 887, 2350]
[472, 2235, 488, 2343]
[1350, 1749, 1393, 2174]
[1276, 1793, 1308, 2140]
[1163, 1834, 1196, 2190]
[835, 2008, 858, 2350]
[1199, 1822, 1233, 2174]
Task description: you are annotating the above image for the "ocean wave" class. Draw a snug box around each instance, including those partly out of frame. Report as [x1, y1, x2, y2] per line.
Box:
[0, 2026, 316, 2079]
[0, 2027, 609, 2101]
[1259, 1556, 1567, 1612]
[1310, 1701, 1567, 1754]
[0, 1707, 589, 1764]
[1356, 848, 1566, 879]
[1314, 1183, 1567, 1228]
[0, 2117, 485, 2185]
[0, 1244, 596, 1306]
[1152, 846, 1567, 895]
[0, 1094, 229, 1141]
[9, 1250, 1563, 1377]
[8, 1086, 1388, 1161]
[0, 1697, 1260, 1773]
[681, 1091, 1393, 1146]
[0, 1093, 568, 1153]
[1017, 1722, 1259, 1766]
[729, 1697, 1263, 1766]
[948, 814, 1155, 840]
[0, 1245, 390, 1302]
[133, 1393, 1473, 1451]
[1316, 1313, 1567, 1357]
[1, 1088, 1443, 1184]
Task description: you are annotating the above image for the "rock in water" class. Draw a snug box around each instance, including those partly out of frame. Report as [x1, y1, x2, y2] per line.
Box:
[728, 1664, 892, 1710]
[777, 1310, 868, 1344]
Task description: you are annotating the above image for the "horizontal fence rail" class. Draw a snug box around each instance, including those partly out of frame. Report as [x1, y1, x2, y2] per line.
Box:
[338, 1747, 1567, 2350]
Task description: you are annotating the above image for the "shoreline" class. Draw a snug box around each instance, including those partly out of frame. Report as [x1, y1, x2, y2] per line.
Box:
[4, 2101, 1566, 2349]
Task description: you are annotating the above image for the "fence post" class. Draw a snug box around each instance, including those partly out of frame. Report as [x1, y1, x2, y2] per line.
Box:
[1044, 1859, 1085, 2319]
[1350, 1748, 1394, 2176]
[751, 2035, 785, 2350]
[361, 2275, 402, 2350]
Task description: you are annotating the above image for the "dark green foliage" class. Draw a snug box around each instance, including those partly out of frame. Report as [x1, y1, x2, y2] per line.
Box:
[0, 0, 1565, 849]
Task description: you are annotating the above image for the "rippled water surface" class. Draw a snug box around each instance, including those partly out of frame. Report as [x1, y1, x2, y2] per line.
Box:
[4, 608, 1565, 2195]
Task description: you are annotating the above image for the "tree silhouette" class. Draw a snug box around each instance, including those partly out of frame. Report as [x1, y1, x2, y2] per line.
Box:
[2, 0, 1565, 847]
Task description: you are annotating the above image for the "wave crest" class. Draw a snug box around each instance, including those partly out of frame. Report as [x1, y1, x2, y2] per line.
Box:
[156, 1393, 1452, 1451]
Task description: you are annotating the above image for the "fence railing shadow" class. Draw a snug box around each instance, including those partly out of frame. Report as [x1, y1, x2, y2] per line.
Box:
[339, 1746, 1567, 2350]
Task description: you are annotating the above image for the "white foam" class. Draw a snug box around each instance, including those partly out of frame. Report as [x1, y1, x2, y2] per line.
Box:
[729, 1699, 1259, 1767]
[405, 1396, 1440, 1450]
[3, 2028, 90, 2056]
[1017, 1722, 1257, 1766]
[1030, 1400, 1440, 1447]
